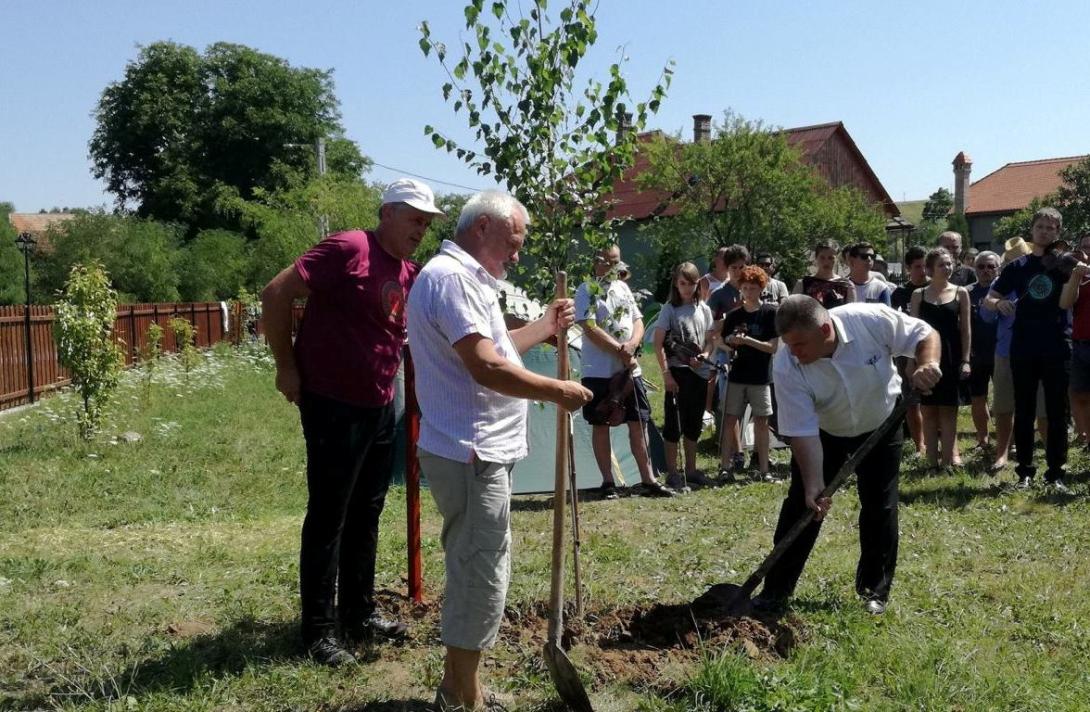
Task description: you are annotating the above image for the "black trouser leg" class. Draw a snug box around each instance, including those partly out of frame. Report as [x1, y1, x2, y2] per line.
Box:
[853, 425, 902, 601]
[1010, 357, 1041, 480]
[337, 408, 394, 625]
[298, 392, 392, 643]
[1041, 357, 1069, 478]
[762, 424, 901, 601]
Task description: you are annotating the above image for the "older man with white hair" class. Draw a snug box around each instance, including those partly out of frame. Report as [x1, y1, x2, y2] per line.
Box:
[408, 190, 592, 711]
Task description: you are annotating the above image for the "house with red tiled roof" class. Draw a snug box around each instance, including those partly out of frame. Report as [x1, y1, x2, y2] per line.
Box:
[602, 116, 900, 284]
[605, 118, 899, 224]
[8, 213, 78, 240]
[952, 153, 1088, 247]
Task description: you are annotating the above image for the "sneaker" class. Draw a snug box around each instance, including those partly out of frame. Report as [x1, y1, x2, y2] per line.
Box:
[306, 636, 356, 666]
[1046, 479, 1072, 495]
[686, 470, 714, 488]
[1016, 476, 1033, 490]
[639, 479, 677, 498]
[342, 612, 409, 644]
[716, 466, 736, 484]
[597, 481, 619, 500]
[761, 471, 784, 483]
[665, 472, 690, 493]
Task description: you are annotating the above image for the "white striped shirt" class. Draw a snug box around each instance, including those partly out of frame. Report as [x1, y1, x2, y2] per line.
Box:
[407, 240, 528, 463]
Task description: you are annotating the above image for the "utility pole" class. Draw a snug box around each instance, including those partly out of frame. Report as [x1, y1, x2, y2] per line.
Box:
[284, 137, 329, 239]
[316, 137, 329, 239]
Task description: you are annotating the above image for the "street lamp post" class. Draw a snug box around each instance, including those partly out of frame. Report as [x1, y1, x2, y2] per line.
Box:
[15, 232, 37, 403]
[285, 137, 329, 239]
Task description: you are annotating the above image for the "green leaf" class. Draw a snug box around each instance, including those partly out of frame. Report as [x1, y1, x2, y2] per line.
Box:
[431, 134, 446, 148]
[492, 2, 504, 19]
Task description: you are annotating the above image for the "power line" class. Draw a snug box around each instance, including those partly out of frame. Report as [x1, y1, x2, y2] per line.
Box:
[369, 160, 486, 193]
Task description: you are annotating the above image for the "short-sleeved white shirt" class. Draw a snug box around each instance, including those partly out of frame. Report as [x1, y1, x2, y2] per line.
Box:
[574, 278, 642, 379]
[407, 240, 527, 463]
[773, 303, 932, 438]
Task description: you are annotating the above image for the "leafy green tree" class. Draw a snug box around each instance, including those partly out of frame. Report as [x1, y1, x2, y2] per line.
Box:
[90, 41, 366, 232]
[994, 196, 1049, 247]
[0, 202, 24, 305]
[53, 263, 125, 439]
[34, 212, 183, 303]
[178, 229, 249, 301]
[420, 0, 673, 298]
[1054, 156, 1090, 235]
[921, 187, 954, 222]
[637, 111, 885, 283]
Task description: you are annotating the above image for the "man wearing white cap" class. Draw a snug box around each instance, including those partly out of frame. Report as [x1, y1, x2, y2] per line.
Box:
[262, 178, 444, 665]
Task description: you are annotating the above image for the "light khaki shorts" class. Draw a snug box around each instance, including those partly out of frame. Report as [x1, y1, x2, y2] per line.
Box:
[724, 382, 773, 418]
[420, 450, 513, 651]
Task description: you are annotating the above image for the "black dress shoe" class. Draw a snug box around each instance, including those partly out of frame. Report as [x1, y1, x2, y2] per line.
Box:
[343, 612, 409, 643]
[306, 636, 356, 666]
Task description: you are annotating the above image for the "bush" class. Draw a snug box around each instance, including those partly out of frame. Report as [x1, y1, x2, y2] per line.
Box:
[53, 262, 125, 439]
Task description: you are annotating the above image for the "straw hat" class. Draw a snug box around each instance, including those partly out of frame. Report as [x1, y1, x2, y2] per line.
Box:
[1002, 237, 1032, 265]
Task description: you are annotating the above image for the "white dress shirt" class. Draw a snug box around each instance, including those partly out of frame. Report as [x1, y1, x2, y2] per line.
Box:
[407, 240, 528, 463]
[773, 303, 932, 438]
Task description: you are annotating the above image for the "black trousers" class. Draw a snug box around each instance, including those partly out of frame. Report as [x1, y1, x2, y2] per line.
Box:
[1010, 355, 1068, 480]
[762, 423, 902, 602]
[298, 391, 395, 643]
[663, 367, 709, 443]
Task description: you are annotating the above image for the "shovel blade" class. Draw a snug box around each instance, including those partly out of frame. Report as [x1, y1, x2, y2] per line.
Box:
[543, 641, 594, 712]
[691, 582, 756, 618]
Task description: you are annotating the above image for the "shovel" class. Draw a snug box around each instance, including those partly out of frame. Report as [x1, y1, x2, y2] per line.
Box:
[717, 393, 918, 616]
[543, 271, 594, 712]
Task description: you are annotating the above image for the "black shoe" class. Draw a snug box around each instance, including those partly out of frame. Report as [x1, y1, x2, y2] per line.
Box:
[1046, 479, 1072, 495]
[343, 612, 409, 643]
[638, 480, 676, 498]
[752, 592, 788, 613]
[864, 598, 887, 615]
[598, 481, 619, 500]
[1016, 476, 1033, 490]
[306, 636, 356, 666]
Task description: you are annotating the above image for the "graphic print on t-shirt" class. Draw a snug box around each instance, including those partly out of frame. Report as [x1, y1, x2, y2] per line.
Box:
[1027, 273, 1054, 301]
[383, 281, 407, 323]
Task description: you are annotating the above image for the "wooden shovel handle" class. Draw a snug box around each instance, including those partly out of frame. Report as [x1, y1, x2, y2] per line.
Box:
[548, 271, 570, 644]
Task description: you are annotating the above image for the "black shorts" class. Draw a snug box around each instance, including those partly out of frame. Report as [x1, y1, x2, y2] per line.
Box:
[581, 375, 651, 426]
[967, 360, 994, 398]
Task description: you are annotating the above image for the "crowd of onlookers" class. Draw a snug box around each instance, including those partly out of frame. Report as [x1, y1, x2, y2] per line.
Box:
[578, 206, 1090, 497]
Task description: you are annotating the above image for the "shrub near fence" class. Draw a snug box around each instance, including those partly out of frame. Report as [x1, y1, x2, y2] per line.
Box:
[0, 302, 229, 412]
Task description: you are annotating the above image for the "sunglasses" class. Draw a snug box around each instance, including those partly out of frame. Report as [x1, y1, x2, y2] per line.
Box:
[856, 253, 876, 260]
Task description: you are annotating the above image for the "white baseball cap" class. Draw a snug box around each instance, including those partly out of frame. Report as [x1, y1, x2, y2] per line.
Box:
[381, 178, 444, 215]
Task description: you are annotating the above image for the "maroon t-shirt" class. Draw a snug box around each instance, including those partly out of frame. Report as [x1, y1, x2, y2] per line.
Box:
[293, 230, 418, 407]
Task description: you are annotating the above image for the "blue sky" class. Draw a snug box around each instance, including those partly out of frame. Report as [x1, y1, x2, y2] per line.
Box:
[2, 0, 1088, 213]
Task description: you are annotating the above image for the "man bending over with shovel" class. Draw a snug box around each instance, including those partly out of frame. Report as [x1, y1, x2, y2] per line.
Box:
[407, 190, 592, 711]
[754, 295, 940, 615]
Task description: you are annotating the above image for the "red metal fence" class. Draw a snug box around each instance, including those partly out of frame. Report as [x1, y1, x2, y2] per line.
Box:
[0, 302, 229, 412]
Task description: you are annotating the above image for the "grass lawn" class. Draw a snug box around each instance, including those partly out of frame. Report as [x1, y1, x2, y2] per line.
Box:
[2, 345, 1089, 711]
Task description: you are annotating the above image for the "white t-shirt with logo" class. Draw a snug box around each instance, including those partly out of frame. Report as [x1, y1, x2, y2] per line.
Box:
[574, 278, 642, 379]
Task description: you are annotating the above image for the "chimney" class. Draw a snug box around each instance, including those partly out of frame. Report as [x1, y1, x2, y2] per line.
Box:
[615, 107, 633, 145]
[693, 114, 712, 143]
[953, 151, 972, 215]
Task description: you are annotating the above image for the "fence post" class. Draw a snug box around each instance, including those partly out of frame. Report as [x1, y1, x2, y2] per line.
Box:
[24, 304, 35, 404]
[128, 305, 137, 364]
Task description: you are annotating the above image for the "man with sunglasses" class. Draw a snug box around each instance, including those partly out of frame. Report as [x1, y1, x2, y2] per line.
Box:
[966, 251, 1000, 450]
[847, 242, 892, 306]
[755, 253, 790, 305]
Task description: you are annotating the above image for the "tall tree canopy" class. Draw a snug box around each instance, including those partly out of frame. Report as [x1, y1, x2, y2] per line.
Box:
[420, 0, 672, 298]
[89, 41, 367, 233]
